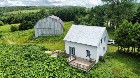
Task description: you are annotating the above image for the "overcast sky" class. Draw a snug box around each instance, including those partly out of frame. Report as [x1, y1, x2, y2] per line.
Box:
[0, 0, 139, 7]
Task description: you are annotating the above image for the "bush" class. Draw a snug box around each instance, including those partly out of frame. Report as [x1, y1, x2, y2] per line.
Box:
[0, 34, 2, 38]
[11, 24, 19, 32]
[19, 21, 33, 30]
[0, 21, 4, 26]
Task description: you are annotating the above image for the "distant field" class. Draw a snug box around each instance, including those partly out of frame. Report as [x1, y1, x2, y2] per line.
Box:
[3, 9, 41, 15]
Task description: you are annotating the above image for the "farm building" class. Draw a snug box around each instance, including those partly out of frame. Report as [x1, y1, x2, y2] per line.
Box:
[35, 15, 64, 37]
[64, 25, 109, 71]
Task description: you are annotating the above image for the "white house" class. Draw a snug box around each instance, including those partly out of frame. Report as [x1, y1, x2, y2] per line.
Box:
[35, 15, 64, 37]
[64, 25, 109, 71]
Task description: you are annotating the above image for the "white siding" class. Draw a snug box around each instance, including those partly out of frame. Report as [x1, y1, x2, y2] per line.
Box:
[65, 41, 99, 63]
[97, 30, 108, 57]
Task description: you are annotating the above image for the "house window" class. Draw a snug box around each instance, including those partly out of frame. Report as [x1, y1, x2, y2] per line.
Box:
[69, 47, 72, 54]
[69, 47, 75, 55]
[86, 50, 91, 58]
[104, 36, 106, 42]
[101, 38, 102, 44]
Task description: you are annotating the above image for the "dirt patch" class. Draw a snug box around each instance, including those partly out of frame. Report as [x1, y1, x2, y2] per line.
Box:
[7, 40, 16, 44]
[51, 53, 58, 57]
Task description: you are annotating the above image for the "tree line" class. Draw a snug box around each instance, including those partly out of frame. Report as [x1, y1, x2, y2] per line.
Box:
[0, 2, 139, 30]
[0, 9, 48, 30]
[74, 0, 140, 29]
[49, 6, 87, 21]
[0, 6, 87, 31]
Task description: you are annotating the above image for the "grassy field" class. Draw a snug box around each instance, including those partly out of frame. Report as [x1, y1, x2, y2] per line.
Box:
[0, 22, 72, 50]
[0, 22, 140, 77]
[3, 9, 41, 15]
[0, 24, 11, 33]
[0, 44, 140, 78]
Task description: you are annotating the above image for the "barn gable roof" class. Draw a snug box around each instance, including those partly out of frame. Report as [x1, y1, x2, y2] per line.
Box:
[49, 15, 64, 27]
[64, 25, 107, 46]
[35, 15, 64, 29]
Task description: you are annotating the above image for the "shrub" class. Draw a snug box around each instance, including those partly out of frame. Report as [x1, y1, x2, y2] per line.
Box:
[0, 21, 4, 26]
[0, 34, 2, 38]
[11, 24, 19, 32]
[19, 21, 33, 30]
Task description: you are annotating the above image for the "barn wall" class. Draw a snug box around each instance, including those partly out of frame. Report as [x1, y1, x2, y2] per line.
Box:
[65, 41, 98, 63]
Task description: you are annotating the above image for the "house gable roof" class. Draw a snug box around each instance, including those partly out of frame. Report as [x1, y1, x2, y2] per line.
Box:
[64, 25, 107, 46]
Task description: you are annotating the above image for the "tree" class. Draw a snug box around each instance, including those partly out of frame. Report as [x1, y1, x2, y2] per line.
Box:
[131, 22, 140, 52]
[0, 21, 4, 26]
[74, 6, 106, 26]
[130, 5, 140, 24]
[115, 20, 132, 51]
[38, 9, 48, 18]
[90, 6, 106, 26]
[115, 20, 140, 53]
[102, 0, 137, 28]
[19, 21, 33, 30]
[49, 6, 86, 21]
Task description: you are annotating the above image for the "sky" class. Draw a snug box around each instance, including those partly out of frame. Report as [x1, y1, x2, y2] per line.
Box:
[0, 0, 139, 7]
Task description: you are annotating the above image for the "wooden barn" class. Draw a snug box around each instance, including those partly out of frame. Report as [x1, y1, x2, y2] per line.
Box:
[35, 15, 64, 37]
[64, 25, 109, 71]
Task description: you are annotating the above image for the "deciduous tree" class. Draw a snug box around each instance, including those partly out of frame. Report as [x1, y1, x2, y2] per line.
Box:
[102, 0, 137, 28]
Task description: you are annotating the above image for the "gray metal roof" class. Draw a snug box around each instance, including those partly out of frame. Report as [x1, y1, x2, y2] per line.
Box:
[35, 15, 64, 28]
[49, 15, 64, 27]
[64, 25, 106, 46]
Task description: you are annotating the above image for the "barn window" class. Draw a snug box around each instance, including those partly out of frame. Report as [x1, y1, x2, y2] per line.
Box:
[86, 50, 91, 58]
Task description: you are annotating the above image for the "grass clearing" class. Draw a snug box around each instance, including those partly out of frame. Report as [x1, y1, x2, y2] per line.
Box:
[0, 24, 11, 32]
[0, 22, 72, 50]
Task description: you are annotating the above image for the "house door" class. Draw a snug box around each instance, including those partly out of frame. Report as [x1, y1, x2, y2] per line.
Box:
[69, 47, 75, 55]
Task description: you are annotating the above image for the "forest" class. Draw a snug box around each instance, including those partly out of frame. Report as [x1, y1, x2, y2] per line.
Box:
[0, 0, 140, 77]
